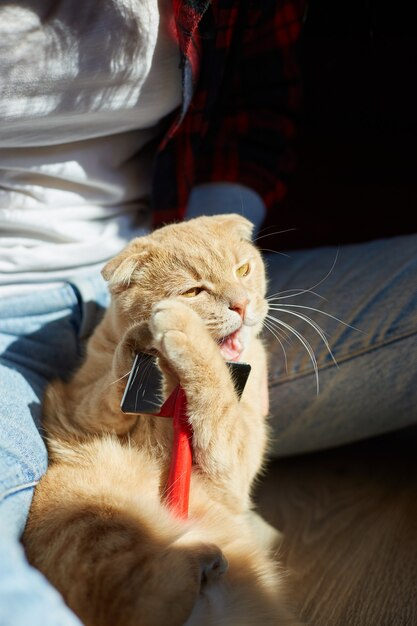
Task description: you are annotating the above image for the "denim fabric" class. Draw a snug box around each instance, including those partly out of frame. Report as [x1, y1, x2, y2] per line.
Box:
[0, 275, 109, 626]
[265, 233, 417, 456]
[0, 231, 416, 623]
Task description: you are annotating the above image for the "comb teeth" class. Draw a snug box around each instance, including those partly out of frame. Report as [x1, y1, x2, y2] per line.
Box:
[120, 353, 251, 415]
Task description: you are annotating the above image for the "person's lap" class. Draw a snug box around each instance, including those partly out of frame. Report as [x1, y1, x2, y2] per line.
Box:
[0, 279, 107, 625]
[0, 230, 416, 623]
[264, 232, 417, 456]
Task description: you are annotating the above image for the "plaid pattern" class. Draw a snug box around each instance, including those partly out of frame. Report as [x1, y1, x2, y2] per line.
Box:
[151, 0, 306, 227]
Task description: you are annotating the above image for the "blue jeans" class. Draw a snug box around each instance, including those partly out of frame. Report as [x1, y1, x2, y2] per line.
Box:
[1, 233, 416, 624]
[0, 277, 109, 625]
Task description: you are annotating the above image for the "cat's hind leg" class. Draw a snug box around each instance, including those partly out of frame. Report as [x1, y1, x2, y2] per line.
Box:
[23, 437, 227, 626]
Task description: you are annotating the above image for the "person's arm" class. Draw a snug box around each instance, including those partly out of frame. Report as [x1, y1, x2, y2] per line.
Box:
[193, 0, 306, 221]
[152, 0, 306, 228]
[185, 182, 266, 232]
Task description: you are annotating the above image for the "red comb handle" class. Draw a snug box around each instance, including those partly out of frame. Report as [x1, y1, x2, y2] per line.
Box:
[164, 387, 193, 518]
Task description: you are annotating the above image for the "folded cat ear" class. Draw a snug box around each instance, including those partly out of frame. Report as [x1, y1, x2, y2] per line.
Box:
[102, 239, 151, 294]
[212, 213, 254, 241]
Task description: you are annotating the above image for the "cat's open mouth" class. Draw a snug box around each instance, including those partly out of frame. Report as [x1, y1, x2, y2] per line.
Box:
[218, 329, 243, 362]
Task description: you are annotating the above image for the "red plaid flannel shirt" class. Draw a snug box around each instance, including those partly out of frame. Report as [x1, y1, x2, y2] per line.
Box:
[152, 0, 306, 227]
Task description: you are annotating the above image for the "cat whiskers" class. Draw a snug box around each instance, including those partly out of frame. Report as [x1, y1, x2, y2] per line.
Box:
[263, 248, 364, 393]
[263, 318, 290, 373]
[253, 227, 297, 243]
[264, 312, 322, 393]
[109, 369, 133, 387]
[257, 247, 291, 258]
[254, 227, 297, 257]
[265, 302, 362, 393]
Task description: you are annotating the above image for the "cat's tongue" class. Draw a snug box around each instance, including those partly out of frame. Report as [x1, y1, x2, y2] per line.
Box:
[219, 330, 242, 362]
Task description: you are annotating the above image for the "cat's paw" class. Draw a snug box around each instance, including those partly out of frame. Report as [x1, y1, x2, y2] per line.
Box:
[172, 538, 229, 588]
[150, 299, 204, 359]
[113, 321, 153, 379]
[197, 544, 229, 588]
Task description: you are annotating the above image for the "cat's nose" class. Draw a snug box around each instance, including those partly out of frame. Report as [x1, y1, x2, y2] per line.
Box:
[229, 299, 249, 319]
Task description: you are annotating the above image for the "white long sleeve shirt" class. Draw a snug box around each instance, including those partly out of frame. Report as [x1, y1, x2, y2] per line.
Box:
[0, 0, 181, 293]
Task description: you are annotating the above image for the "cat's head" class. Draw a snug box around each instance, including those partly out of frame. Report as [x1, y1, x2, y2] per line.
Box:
[102, 214, 268, 360]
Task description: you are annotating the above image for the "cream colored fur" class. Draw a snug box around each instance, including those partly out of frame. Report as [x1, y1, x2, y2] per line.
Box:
[23, 215, 300, 626]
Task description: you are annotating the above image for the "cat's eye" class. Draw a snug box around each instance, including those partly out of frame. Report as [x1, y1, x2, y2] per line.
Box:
[181, 287, 203, 297]
[236, 263, 250, 277]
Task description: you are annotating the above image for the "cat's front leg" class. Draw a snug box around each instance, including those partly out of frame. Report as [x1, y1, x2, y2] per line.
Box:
[96, 320, 158, 426]
[150, 300, 260, 509]
[45, 321, 156, 440]
[112, 320, 154, 382]
[150, 300, 237, 412]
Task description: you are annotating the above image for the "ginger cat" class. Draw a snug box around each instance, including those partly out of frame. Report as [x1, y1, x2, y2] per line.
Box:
[23, 214, 300, 626]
